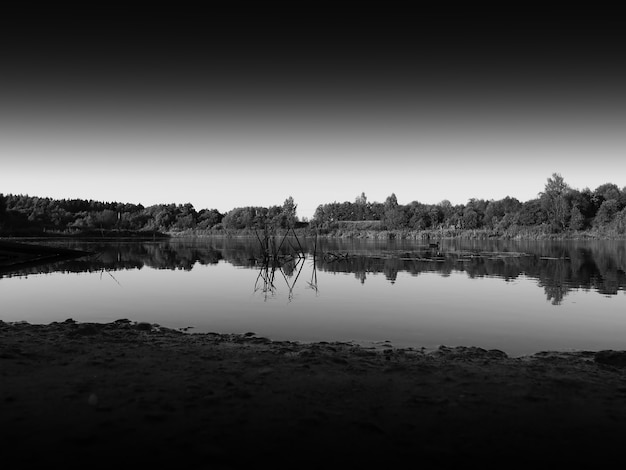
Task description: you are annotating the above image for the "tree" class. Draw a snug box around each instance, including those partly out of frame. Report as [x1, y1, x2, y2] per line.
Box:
[540, 173, 570, 231]
[518, 199, 547, 226]
[429, 205, 444, 228]
[173, 203, 197, 230]
[222, 207, 251, 229]
[569, 204, 585, 230]
[594, 199, 620, 228]
[369, 202, 385, 221]
[593, 183, 621, 208]
[281, 196, 297, 226]
[354, 192, 368, 220]
[95, 209, 119, 229]
[406, 201, 431, 229]
[611, 208, 626, 234]
[462, 207, 479, 229]
[484, 197, 522, 230]
[463, 199, 486, 229]
[383, 193, 405, 229]
[271, 197, 298, 228]
[438, 200, 458, 228]
[312, 204, 328, 225]
[384, 193, 398, 209]
[197, 209, 223, 229]
[566, 188, 594, 227]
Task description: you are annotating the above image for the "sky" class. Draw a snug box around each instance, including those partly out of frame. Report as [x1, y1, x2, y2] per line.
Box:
[1, 11, 625, 220]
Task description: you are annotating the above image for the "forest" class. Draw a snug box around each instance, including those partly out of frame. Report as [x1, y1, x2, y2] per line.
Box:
[312, 174, 626, 238]
[1, 174, 626, 238]
[0, 194, 297, 237]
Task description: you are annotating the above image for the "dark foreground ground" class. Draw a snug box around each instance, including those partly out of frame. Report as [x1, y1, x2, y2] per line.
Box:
[2, 320, 626, 469]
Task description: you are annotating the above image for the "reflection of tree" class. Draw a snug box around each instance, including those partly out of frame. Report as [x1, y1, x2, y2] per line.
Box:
[312, 241, 626, 301]
[384, 263, 399, 284]
[3, 239, 626, 303]
[536, 255, 570, 305]
[0, 241, 224, 278]
[543, 284, 566, 305]
[355, 271, 367, 284]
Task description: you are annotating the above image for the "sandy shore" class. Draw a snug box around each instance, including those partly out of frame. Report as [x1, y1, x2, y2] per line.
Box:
[2, 319, 626, 468]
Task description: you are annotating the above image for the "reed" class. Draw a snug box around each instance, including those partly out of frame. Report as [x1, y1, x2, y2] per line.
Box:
[252, 224, 317, 298]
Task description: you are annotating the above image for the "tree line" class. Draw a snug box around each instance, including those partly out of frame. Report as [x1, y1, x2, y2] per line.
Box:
[0, 194, 299, 236]
[0, 195, 224, 236]
[2, 174, 626, 236]
[312, 175, 626, 236]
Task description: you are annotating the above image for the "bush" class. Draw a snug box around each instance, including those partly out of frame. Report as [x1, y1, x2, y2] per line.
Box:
[609, 208, 626, 234]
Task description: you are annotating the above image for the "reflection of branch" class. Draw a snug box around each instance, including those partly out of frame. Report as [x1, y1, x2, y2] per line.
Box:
[90, 251, 122, 286]
[278, 267, 291, 301]
[253, 253, 318, 301]
[279, 256, 306, 302]
[252, 228, 316, 301]
[254, 268, 264, 292]
[100, 268, 122, 287]
[276, 230, 290, 255]
[291, 257, 304, 290]
[254, 264, 278, 301]
[307, 258, 319, 294]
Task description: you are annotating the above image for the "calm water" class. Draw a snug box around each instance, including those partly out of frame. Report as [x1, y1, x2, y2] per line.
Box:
[2, 236, 626, 356]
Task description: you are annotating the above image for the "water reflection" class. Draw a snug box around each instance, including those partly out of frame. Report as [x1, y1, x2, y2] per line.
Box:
[3, 237, 626, 356]
[254, 256, 313, 301]
[317, 247, 626, 304]
[1, 237, 625, 304]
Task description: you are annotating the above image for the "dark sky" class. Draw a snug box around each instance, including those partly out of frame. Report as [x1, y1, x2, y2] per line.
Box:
[5, 10, 624, 117]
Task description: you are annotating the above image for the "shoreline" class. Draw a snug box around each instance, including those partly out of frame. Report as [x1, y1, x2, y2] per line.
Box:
[4, 226, 626, 241]
[170, 228, 626, 241]
[3, 319, 626, 467]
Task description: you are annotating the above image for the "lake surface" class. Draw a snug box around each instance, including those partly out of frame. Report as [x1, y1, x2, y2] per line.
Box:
[2, 236, 626, 356]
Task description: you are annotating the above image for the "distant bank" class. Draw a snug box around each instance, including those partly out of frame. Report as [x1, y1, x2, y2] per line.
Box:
[2, 174, 626, 240]
[164, 226, 626, 241]
[2, 226, 624, 241]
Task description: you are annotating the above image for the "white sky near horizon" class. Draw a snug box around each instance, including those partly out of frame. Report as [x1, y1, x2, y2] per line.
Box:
[1, 106, 625, 220]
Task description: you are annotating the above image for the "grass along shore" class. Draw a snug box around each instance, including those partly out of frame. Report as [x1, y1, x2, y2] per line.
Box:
[3, 225, 626, 242]
[164, 226, 626, 241]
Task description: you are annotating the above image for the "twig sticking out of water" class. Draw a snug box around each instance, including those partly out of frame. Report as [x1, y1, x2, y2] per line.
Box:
[252, 224, 315, 300]
[254, 229, 266, 255]
[290, 228, 305, 258]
